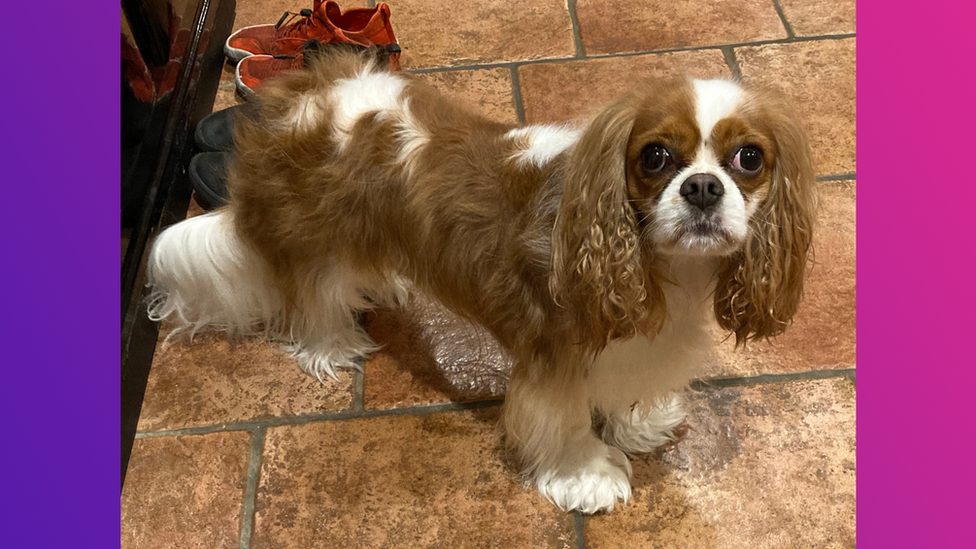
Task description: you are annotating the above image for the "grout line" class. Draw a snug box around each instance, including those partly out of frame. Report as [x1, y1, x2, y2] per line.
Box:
[770, 0, 797, 40]
[690, 368, 856, 390]
[574, 511, 586, 549]
[367, 0, 376, 8]
[408, 61, 518, 76]
[238, 427, 266, 549]
[721, 46, 743, 80]
[138, 368, 856, 439]
[353, 367, 365, 412]
[510, 65, 527, 124]
[218, 82, 236, 89]
[136, 398, 506, 438]
[816, 172, 856, 182]
[405, 33, 855, 74]
[567, 0, 586, 58]
[847, 371, 856, 387]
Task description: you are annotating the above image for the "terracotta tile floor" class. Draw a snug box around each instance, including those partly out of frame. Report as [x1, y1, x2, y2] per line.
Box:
[123, 0, 856, 547]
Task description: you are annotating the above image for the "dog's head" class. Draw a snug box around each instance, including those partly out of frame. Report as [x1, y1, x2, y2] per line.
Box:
[551, 77, 817, 350]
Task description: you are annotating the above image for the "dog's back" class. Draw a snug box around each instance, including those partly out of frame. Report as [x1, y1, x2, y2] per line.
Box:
[148, 51, 578, 378]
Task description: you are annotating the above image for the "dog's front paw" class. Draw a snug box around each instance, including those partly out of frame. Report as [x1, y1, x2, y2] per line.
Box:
[603, 393, 687, 454]
[536, 447, 633, 514]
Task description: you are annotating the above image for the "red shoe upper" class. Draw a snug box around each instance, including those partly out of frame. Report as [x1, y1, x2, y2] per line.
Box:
[227, 1, 399, 61]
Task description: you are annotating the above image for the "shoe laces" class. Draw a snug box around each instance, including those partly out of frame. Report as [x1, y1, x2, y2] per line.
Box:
[274, 8, 317, 39]
[272, 38, 323, 67]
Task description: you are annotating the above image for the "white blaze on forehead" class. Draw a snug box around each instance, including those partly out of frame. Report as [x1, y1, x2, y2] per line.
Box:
[330, 69, 407, 150]
[506, 125, 582, 168]
[646, 79, 753, 255]
[691, 79, 745, 139]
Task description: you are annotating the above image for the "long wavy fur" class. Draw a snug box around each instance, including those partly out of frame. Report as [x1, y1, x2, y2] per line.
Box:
[550, 96, 665, 353]
[713, 93, 817, 344]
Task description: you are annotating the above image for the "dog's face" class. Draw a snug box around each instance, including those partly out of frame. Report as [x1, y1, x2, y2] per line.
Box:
[625, 79, 784, 257]
[553, 77, 816, 348]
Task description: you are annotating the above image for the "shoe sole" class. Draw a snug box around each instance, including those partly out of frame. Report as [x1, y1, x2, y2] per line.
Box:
[234, 61, 257, 97]
[188, 154, 229, 208]
[193, 118, 214, 152]
[194, 109, 234, 153]
[223, 24, 271, 63]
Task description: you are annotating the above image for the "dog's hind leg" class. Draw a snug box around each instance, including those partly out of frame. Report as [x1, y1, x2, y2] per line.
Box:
[147, 209, 410, 382]
[282, 266, 410, 381]
[147, 210, 283, 337]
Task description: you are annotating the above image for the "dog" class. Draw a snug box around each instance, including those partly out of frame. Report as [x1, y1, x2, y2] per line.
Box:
[147, 51, 816, 514]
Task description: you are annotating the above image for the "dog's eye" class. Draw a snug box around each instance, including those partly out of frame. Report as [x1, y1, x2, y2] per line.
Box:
[641, 145, 670, 174]
[732, 146, 764, 174]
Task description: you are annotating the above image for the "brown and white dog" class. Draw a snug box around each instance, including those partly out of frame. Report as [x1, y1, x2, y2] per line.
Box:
[147, 51, 816, 514]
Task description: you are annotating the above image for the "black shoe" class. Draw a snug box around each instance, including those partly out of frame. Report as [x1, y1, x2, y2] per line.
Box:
[193, 101, 260, 152]
[188, 152, 230, 208]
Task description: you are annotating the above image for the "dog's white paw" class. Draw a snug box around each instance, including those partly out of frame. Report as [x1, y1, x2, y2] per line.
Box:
[603, 393, 687, 454]
[536, 447, 633, 514]
[281, 343, 363, 382]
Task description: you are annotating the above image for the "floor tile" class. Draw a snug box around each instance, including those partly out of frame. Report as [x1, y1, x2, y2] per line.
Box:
[388, 0, 576, 68]
[186, 195, 208, 218]
[363, 294, 510, 410]
[219, 61, 236, 86]
[576, 0, 787, 54]
[122, 431, 251, 549]
[415, 68, 518, 124]
[779, 0, 856, 36]
[586, 378, 856, 548]
[706, 180, 856, 377]
[519, 50, 731, 124]
[252, 408, 577, 548]
[137, 327, 353, 432]
[735, 38, 856, 176]
[212, 84, 244, 112]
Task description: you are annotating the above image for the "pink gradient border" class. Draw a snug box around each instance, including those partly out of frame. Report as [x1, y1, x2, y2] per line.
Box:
[858, 0, 976, 546]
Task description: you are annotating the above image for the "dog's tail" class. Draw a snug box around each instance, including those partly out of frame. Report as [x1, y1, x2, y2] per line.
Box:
[146, 210, 281, 337]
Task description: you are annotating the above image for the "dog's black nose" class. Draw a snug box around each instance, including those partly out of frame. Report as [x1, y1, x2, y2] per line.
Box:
[680, 174, 724, 210]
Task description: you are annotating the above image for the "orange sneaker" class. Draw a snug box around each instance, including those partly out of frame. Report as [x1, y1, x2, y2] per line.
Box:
[235, 54, 297, 96]
[224, 1, 400, 66]
[235, 40, 400, 96]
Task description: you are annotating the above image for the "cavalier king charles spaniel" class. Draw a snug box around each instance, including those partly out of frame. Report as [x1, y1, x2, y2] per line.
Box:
[148, 50, 816, 514]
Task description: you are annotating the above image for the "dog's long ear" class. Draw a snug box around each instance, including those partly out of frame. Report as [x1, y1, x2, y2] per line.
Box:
[714, 94, 818, 344]
[550, 97, 665, 353]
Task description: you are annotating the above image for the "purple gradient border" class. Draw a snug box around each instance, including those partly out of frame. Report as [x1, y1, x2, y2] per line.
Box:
[3, 1, 118, 547]
[859, 0, 976, 547]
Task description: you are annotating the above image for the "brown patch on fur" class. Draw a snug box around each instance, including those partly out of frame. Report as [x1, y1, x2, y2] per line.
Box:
[626, 79, 700, 201]
[230, 52, 573, 363]
[709, 117, 774, 198]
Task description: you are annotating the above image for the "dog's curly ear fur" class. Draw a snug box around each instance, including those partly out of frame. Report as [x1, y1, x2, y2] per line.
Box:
[714, 94, 818, 344]
[550, 97, 665, 353]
